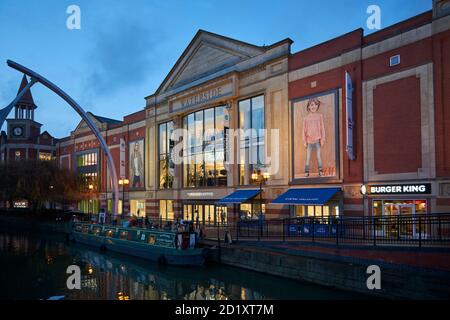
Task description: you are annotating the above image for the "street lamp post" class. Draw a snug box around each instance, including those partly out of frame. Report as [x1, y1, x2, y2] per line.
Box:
[251, 170, 270, 240]
[251, 170, 270, 218]
[118, 178, 129, 216]
[88, 184, 94, 221]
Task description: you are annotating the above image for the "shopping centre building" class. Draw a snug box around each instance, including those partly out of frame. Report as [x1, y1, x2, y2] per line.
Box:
[54, 2, 450, 224]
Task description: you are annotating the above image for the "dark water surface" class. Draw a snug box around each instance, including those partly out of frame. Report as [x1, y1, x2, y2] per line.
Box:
[0, 229, 364, 300]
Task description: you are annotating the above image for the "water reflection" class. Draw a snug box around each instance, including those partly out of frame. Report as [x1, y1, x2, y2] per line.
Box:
[0, 230, 361, 300]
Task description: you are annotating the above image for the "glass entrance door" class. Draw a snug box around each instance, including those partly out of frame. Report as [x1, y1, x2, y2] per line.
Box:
[383, 203, 416, 238]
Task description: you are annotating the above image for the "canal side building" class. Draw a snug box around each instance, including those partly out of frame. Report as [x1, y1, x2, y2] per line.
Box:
[0, 75, 57, 163]
[284, 4, 450, 222]
[56, 2, 450, 223]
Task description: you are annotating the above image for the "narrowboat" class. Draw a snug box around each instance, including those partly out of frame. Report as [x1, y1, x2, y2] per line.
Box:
[70, 222, 206, 266]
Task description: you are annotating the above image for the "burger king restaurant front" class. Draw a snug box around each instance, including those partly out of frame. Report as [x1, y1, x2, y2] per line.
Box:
[362, 183, 433, 238]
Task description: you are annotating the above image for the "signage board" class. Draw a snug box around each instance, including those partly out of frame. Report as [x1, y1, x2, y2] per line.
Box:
[364, 183, 432, 195]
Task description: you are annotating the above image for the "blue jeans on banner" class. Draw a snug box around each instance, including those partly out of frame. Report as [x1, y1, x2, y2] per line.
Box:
[305, 142, 323, 175]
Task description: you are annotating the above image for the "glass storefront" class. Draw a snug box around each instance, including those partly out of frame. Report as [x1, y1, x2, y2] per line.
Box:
[293, 204, 340, 223]
[76, 150, 99, 191]
[183, 105, 227, 188]
[78, 199, 99, 214]
[107, 199, 123, 214]
[239, 203, 265, 220]
[159, 200, 174, 220]
[38, 152, 52, 161]
[238, 95, 265, 185]
[182, 203, 227, 225]
[159, 121, 174, 189]
[372, 199, 427, 217]
[130, 200, 146, 217]
[372, 199, 427, 238]
[76, 152, 98, 167]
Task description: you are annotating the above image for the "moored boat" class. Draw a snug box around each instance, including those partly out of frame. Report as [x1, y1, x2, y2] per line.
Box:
[70, 222, 206, 266]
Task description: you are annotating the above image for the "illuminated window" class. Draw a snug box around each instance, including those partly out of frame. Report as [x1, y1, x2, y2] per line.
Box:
[238, 95, 265, 185]
[39, 152, 52, 161]
[76, 152, 98, 167]
[130, 200, 146, 217]
[183, 105, 228, 188]
[159, 200, 174, 220]
[159, 122, 174, 189]
[239, 203, 264, 220]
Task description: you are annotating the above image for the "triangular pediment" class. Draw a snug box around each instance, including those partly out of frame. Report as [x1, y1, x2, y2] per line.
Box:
[73, 113, 103, 134]
[158, 30, 265, 94]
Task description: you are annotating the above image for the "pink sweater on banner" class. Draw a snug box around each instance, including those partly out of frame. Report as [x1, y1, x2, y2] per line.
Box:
[303, 113, 326, 145]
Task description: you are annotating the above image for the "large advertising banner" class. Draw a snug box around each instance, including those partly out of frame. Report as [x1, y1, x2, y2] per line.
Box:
[129, 139, 145, 189]
[292, 90, 339, 180]
[119, 138, 126, 178]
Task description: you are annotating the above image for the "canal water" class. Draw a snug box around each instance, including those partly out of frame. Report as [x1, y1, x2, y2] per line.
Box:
[0, 229, 362, 300]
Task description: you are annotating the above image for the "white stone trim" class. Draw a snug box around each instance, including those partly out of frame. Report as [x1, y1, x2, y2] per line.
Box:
[362, 24, 432, 60]
[288, 49, 361, 82]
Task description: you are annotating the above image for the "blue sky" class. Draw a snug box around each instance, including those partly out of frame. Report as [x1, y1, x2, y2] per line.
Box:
[0, 0, 431, 138]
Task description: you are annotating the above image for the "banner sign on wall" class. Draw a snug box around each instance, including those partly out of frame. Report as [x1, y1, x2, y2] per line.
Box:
[129, 139, 145, 189]
[345, 71, 355, 161]
[119, 138, 126, 178]
[292, 90, 340, 180]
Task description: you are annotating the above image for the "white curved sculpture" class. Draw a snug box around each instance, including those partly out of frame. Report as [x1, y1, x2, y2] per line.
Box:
[1, 60, 119, 214]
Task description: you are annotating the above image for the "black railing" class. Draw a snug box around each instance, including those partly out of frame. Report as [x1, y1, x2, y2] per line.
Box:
[72, 213, 450, 247]
[202, 214, 450, 247]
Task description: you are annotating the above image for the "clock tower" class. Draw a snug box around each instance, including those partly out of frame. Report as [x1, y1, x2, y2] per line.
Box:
[0, 75, 57, 162]
[7, 75, 40, 141]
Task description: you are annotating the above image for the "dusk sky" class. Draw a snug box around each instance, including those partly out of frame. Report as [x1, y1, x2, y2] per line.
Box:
[0, 0, 431, 138]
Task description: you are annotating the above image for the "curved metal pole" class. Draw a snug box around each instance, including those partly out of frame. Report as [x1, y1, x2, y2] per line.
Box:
[0, 77, 37, 126]
[6, 60, 119, 215]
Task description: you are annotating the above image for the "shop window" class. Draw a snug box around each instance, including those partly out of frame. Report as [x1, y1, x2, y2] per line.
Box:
[39, 152, 52, 161]
[159, 122, 174, 189]
[294, 204, 339, 223]
[182, 204, 226, 225]
[159, 200, 174, 220]
[107, 199, 123, 214]
[372, 200, 427, 217]
[238, 95, 265, 185]
[372, 199, 427, 238]
[183, 105, 228, 188]
[130, 200, 146, 217]
[76, 151, 98, 167]
[239, 203, 265, 220]
[78, 199, 99, 214]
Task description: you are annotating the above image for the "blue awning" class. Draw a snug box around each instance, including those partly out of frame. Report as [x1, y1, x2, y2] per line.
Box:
[217, 189, 261, 204]
[272, 188, 341, 205]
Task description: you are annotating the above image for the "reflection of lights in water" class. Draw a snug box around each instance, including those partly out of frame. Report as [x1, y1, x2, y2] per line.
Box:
[88, 266, 94, 275]
[117, 292, 130, 300]
[241, 288, 246, 300]
[81, 278, 98, 290]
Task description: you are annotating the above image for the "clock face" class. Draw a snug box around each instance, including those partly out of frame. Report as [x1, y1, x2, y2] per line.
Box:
[13, 127, 23, 136]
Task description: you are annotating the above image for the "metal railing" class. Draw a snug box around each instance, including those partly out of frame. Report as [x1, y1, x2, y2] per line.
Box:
[72, 212, 450, 247]
[202, 214, 450, 248]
